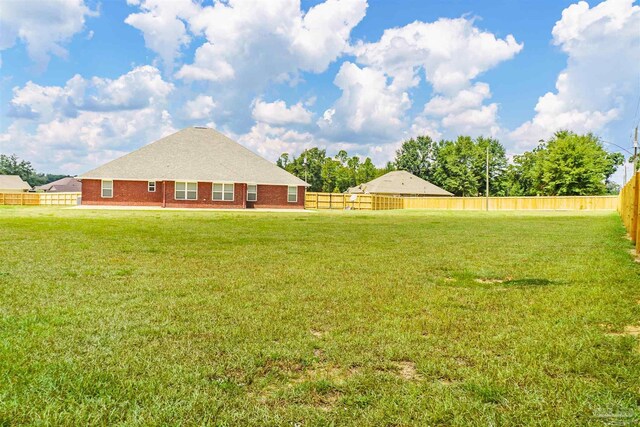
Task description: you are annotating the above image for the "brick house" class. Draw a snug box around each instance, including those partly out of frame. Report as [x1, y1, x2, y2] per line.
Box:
[79, 127, 309, 209]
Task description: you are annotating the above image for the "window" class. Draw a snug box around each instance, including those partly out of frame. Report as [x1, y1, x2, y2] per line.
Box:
[247, 184, 257, 202]
[287, 186, 297, 203]
[148, 181, 156, 192]
[101, 180, 113, 198]
[213, 183, 234, 201]
[175, 182, 197, 200]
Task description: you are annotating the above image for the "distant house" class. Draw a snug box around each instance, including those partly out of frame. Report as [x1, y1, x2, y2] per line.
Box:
[35, 177, 81, 193]
[0, 175, 31, 193]
[347, 171, 453, 197]
[79, 127, 309, 208]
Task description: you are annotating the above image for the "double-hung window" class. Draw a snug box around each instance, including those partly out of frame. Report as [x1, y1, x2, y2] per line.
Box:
[287, 186, 297, 203]
[175, 182, 197, 200]
[247, 184, 257, 202]
[101, 180, 113, 198]
[148, 181, 156, 192]
[213, 183, 234, 201]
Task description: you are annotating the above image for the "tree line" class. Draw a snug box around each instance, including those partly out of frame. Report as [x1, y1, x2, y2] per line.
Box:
[277, 131, 625, 196]
[0, 154, 67, 187]
[2, 129, 625, 195]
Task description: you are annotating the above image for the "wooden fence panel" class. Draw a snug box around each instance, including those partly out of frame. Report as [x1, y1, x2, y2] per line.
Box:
[618, 172, 639, 254]
[403, 195, 617, 210]
[307, 193, 618, 212]
[39, 192, 81, 205]
[0, 192, 81, 206]
[0, 193, 40, 205]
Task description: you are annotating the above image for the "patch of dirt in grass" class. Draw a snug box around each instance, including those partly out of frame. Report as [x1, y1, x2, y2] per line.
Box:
[314, 392, 342, 412]
[259, 359, 305, 377]
[443, 277, 456, 283]
[393, 361, 420, 380]
[310, 329, 325, 338]
[475, 278, 504, 284]
[606, 325, 640, 337]
[293, 364, 359, 384]
[504, 278, 554, 286]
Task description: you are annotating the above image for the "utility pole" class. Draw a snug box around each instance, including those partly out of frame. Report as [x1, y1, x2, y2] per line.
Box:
[486, 145, 489, 211]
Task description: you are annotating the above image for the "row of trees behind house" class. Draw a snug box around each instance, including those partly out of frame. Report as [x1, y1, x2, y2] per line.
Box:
[0, 154, 67, 187]
[277, 131, 625, 196]
[2, 130, 625, 196]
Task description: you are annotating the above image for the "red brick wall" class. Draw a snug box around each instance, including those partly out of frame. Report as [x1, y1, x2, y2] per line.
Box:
[81, 179, 305, 209]
[248, 184, 305, 209]
[81, 179, 163, 206]
[163, 181, 245, 209]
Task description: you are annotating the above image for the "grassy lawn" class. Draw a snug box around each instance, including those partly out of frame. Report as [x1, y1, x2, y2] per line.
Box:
[1, 207, 639, 426]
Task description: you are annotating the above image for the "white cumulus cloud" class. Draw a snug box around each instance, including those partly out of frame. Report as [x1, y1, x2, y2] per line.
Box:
[318, 62, 411, 141]
[1, 66, 175, 173]
[252, 99, 313, 125]
[511, 0, 640, 149]
[184, 95, 216, 121]
[351, 17, 522, 94]
[0, 0, 97, 70]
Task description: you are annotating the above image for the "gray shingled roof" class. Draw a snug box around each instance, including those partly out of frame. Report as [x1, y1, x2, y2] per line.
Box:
[347, 171, 452, 196]
[35, 177, 81, 192]
[0, 175, 31, 191]
[79, 127, 309, 186]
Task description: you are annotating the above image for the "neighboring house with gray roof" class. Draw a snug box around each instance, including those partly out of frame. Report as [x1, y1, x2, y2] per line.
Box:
[79, 127, 309, 209]
[35, 177, 81, 193]
[347, 171, 453, 197]
[0, 175, 31, 192]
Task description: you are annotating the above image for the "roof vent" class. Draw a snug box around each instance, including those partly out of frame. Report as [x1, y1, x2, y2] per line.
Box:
[194, 126, 208, 129]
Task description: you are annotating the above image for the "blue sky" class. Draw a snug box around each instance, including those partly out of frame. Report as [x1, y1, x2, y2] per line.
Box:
[1, 0, 639, 183]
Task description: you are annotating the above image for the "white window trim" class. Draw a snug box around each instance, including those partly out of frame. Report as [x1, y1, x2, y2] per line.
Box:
[101, 180, 113, 198]
[212, 183, 234, 202]
[148, 181, 156, 192]
[247, 184, 257, 202]
[175, 181, 198, 201]
[287, 186, 297, 203]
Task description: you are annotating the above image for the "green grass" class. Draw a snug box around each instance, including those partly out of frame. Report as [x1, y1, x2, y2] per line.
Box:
[1, 207, 639, 426]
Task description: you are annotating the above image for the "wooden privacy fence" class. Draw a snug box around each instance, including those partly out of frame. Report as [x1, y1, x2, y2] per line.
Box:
[305, 192, 618, 211]
[618, 172, 639, 254]
[0, 192, 81, 206]
[404, 195, 618, 210]
[305, 193, 403, 210]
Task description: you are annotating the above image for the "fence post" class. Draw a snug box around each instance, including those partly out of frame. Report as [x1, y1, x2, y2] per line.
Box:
[634, 173, 640, 250]
[632, 173, 639, 244]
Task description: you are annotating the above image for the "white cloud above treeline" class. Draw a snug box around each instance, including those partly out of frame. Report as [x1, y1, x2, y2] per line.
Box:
[1, 66, 175, 173]
[511, 0, 640, 149]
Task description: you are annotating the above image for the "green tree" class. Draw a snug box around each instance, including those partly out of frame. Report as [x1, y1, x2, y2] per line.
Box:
[276, 153, 290, 169]
[0, 154, 36, 183]
[432, 136, 480, 196]
[357, 158, 377, 184]
[394, 136, 437, 181]
[321, 158, 341, 192]
[505, 131, 624, 196]
[474, 137, 509, 196]
[0, 154, 66, 187]
[281, 148, 326, 192]
[541, 131, 623, 195]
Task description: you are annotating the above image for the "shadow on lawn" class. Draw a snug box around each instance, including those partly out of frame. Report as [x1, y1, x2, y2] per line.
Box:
[439, 276, 559, 288]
